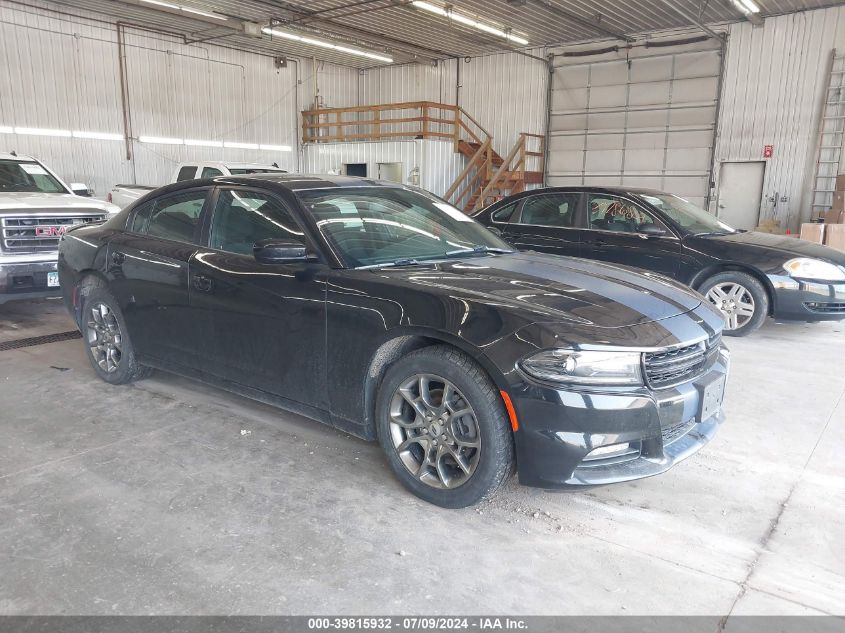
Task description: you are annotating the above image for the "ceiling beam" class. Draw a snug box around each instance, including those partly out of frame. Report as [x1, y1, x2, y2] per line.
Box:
[529, 0, 635, 43]
[659, 0, 725, 40]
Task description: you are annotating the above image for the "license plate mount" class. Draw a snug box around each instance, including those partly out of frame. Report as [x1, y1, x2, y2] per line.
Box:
[698, 375, 725, 422]
[47, 271, 60, 288]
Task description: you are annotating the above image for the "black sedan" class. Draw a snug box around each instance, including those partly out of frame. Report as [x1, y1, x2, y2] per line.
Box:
[474, 187, 845, 336]
[58, 175, 727, 508]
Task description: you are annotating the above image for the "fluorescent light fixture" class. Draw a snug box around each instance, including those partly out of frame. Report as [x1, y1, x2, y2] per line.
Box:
[139, 0, 226, 20]
[139, 135, 183, 145]
[731, 0, 760, 14]
[412, 0, 528, 45]
[185, 138, 223, 147]
[72, 131, 124, 141]
[262, 27, 393, 63]
[0, 126, 12, 134]
[259, 144, 292, 152]
[182, 6, 227, 20]
[14, 127, 72, 137]
[224, 141, 259, 150]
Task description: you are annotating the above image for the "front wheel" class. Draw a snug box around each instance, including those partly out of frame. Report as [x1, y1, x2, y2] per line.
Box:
[699, 271, 769, 337]
[375, 345, 515, 508]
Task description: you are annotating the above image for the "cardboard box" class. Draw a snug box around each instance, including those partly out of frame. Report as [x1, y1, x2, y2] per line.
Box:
[800, 223, 825, 244]
[824, 208, 845, 224]
[825, 223, 845, 252]
[833, 190, 845, 212]
[836, 173, 845, 192]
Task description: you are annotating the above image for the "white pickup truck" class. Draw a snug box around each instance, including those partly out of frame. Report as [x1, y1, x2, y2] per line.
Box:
[107, 161, 288, 208]
[0, 153, 119, 304]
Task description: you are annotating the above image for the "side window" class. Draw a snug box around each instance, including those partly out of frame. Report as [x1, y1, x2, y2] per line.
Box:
[128, 201, 154, 233]
[201, 166, 223, 178]
[491, 202, 517, 223]
[518, 194, 579, 227]
[146, 190, 207, 243]
[176, 166, 197, 182]
[210, 189, 304, 256]
[588, 195, 661, 234]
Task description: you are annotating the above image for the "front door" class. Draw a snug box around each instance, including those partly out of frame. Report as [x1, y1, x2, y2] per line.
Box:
[106, 188, 209, 366]
[717, 161, 765, 230]
[501, 191, 583, 257]
[580, 193, 681, 278]
[189, 187, 328, 408]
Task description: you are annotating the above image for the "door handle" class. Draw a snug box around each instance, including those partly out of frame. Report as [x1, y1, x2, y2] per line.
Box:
[111, 251, 125, 265]
[592, 238, 607, 247]
[192, 274, 212, 292]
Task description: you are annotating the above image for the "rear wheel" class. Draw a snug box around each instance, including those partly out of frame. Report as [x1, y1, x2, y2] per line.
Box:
[699, 271, 769, 337]
[82, 287, 153, 384]
[376, 345, 514, 508]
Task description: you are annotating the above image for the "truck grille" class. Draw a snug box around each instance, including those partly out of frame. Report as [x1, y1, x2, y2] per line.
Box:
[643, 333, 721, 389]
[0, 213, 105, 253]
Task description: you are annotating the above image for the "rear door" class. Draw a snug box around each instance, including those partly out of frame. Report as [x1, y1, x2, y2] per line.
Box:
[501, 191, 583, 258]
[106, 188, 210, 366]
[189, 186, 328, 407]
[580, 193, 681, 277]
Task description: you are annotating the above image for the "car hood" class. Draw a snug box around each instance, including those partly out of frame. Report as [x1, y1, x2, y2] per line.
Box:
[0, 192, 119, 214]
[376, 252, 702, 329]
[689, 230, 845, 266]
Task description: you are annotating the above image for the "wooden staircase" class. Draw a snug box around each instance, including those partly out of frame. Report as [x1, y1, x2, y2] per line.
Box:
[447, 133, 546, 213]
[298, 101, 544, 214]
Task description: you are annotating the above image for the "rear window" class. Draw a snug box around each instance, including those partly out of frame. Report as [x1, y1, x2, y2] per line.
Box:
[176, 166, 197, 181]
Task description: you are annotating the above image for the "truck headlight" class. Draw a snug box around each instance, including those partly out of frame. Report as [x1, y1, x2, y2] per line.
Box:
[783, 258, 845, 281]
[520, 349, 643, 386]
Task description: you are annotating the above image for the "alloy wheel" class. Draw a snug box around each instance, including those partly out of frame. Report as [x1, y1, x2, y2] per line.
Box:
[705, 282, 755, 331]
[388, 374, 481, 490]
[86, 302, 123, 373]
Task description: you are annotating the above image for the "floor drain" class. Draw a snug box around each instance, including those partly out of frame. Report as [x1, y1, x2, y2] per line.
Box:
[0, 330, 82, 351]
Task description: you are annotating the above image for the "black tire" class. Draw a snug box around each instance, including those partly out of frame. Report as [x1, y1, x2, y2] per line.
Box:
[81, 287, 153, 384]
[698, 271, 769, 337]
[375, 345, 515, 508]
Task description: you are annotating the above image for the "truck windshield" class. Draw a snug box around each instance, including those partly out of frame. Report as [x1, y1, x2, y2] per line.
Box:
[0, 160, 66, 193]
[228, 168, 286, 175]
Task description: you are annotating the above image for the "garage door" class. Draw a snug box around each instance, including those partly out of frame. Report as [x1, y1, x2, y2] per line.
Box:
[547, 38, 724, 209]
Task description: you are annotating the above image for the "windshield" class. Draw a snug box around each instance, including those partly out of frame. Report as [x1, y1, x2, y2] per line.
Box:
[637, 193, 736, 235]
[296, 187, 512, 268]
[229, 168, 286, 175]
[0, 160, 66, 193]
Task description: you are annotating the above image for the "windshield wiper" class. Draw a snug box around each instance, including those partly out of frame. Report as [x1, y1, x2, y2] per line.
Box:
[358, 258, 428, 269]
[444, 245, 514, 257]
[693, 231, 733, 237]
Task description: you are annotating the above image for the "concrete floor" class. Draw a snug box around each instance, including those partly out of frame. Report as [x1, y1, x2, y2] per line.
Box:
[0, 298, 843, 616]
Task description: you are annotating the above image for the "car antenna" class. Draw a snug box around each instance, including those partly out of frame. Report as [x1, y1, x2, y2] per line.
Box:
[272, 162, 279, 168]
[10, 150, 16, 156]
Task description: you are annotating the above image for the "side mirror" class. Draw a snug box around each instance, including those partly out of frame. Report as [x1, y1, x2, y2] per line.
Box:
[70, 183, 91, 197]
[638, 223, 667, 237]
[253, 238, 313, 264]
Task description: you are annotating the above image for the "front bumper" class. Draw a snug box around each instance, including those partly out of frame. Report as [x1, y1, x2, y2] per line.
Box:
[769, 275, 845, 321]
[0, 253, 61, 304]
[510, 354, 729, 489]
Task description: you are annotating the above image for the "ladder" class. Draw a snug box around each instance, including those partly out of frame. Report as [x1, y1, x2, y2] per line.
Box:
[811, 49, 845, 218]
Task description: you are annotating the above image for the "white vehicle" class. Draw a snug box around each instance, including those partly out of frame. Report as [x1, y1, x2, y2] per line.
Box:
[0, 153, 119, 304]
[107, 161, 288, 208]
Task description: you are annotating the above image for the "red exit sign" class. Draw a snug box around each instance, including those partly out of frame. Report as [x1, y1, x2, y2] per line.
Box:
[764, 144, 774, 158]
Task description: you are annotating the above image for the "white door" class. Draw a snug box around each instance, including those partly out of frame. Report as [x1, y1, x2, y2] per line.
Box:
[378, 162, 404, 183]
[547, 38, 723, 209]
[717, 162, 765, 230]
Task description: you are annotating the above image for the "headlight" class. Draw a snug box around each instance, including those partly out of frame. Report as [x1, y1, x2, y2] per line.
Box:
[520, 349, 643, 386]
[783, 258, 845, 281]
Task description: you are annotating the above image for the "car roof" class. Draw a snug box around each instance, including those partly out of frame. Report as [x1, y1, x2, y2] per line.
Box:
[153, 173, 403, 197]
[0, 153, 36, 161]
[201, 162, 285, 169]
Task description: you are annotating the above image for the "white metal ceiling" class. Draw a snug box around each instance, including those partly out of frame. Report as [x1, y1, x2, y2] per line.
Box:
[37, 0, 845, 67]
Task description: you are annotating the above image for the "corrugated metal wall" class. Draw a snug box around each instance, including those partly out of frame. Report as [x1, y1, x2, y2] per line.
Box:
[716, 6, 845, 229]
[0, 0, 361, 196]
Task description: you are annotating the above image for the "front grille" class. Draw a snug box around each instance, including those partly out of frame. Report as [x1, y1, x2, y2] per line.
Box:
[804, 302, 845, 314]
[0, 213, 105, 253]
[643, 333, 721, 389]
[662, 418, 696, 446]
